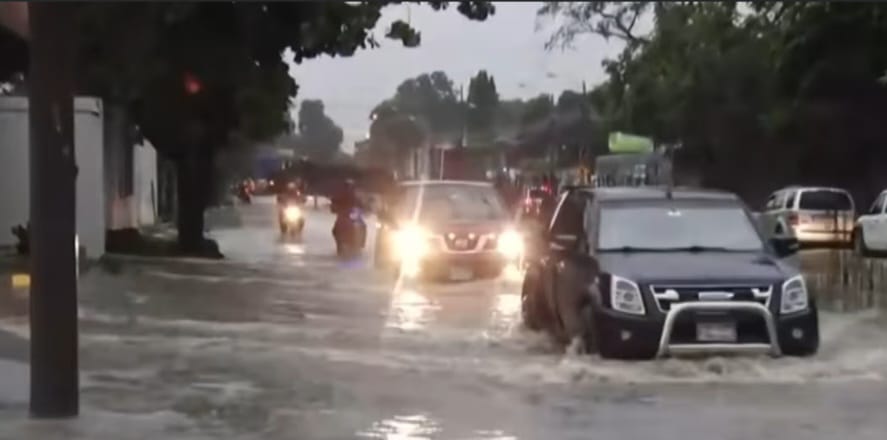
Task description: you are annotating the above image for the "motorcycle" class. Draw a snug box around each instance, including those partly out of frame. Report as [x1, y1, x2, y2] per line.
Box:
[333, 207, 366, 257]
[278, 202, 305, 238]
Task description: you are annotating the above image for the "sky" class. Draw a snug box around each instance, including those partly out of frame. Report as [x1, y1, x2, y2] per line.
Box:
[286, 2, 626, 154]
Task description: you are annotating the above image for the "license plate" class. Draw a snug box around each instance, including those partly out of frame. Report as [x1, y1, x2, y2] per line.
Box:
[696, 322, 737, 342]
[449, 266, 473, 281]
[454, 238, 469, 249]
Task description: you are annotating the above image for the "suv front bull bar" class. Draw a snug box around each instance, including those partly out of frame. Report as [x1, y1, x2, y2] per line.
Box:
[655, 301, 782, 358]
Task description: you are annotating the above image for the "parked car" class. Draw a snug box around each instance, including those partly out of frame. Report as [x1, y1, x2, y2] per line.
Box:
[521, 186, 818, 359]
[853, 189, 887, 256]
[374, 180, 523, 281]
[760, 186, 855, 247]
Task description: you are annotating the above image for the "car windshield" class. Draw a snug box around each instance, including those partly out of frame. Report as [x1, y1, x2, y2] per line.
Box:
[597, 202, 764, 252]
[397, 184, 507, 223]
[799, 190, 853, 211]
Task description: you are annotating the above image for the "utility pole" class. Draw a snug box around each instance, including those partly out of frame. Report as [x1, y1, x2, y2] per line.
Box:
[28, 2, 79, 418]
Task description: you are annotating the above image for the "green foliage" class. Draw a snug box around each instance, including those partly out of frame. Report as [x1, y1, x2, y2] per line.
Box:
[521, 94, 556, 126]
[370, 70, 463, 148]
[541, 1, 887, 204]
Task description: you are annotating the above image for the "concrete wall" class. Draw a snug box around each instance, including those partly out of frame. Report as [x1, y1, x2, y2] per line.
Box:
[106, 140, 158, 230]
[0, 96, 105, 257]
[134, 141, 158, 226]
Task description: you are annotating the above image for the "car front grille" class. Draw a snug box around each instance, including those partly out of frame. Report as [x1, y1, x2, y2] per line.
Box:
[649, 284, 773, 312]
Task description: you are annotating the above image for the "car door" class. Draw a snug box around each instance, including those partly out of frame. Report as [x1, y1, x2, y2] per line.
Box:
[538, 191, 570, 322]
[553, 196, 602, 341]
[874, 193, 887, 249]
[861, 192, 887, 250]
[542, 191, 587, 339]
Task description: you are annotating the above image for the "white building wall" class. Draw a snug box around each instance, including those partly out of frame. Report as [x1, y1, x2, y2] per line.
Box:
[0, 96, 105, 258]
[133, 141, 158, 226]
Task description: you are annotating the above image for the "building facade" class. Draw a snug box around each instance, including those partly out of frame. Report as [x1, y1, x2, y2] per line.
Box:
[0, 96, 158, 258]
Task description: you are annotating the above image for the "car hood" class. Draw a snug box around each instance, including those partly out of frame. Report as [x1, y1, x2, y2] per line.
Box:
[423, 220, 509, 235]
[596, 251, 793, 285]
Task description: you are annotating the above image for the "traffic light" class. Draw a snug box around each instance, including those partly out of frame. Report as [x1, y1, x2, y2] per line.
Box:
[183, 71, 202, 95]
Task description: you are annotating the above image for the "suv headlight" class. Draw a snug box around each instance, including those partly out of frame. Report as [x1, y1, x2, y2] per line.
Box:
[780, 275, 809, 314]
[610, 275, 645, 315]
[393, 224, 429, 260]
[496, 229, 524, 259]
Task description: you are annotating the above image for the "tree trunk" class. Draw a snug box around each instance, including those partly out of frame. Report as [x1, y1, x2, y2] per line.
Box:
[28, 1, 79, 418]
[175, 145, 218, 256]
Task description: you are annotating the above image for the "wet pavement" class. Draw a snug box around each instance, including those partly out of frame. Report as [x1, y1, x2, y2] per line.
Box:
[2, 196, 887, 439]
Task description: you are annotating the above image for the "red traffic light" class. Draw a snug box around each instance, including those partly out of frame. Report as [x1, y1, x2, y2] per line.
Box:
[183, 72, 202, 95]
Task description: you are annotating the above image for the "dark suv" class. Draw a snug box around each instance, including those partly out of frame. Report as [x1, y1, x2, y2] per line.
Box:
[521, 186, 818, 359]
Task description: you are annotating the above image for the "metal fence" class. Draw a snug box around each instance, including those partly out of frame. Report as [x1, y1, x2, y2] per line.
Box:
[801, 250, 887, 312]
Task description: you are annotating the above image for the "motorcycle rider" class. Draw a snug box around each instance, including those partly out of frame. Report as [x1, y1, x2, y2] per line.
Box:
[277, 179, 305, 205]
[330, 179, 365, 252]
[277, 179, 306, 233]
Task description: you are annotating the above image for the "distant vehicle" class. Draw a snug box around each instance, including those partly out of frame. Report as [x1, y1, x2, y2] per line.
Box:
[853, 189, 887, 256]
[374, 180, 523, 282]
[760, 186, 855, 246]
[521, 186, 818, 359]
[520, 187, 552, 217]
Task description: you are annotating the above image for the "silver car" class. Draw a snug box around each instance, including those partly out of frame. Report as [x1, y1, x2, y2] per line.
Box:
[760, 186, 855, 246]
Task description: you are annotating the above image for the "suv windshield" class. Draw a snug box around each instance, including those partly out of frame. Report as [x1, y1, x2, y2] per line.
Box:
[798, 190, 853, 211]
[597, 202, 764, 252]
[397, 184, 507, 223]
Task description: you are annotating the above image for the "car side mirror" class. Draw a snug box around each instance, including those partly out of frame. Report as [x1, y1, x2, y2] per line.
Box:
[770, 236, 799, 258]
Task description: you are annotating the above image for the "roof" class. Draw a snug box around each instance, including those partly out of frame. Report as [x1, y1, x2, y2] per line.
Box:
[579, 186, 740, 202]
[775, 186, 851, 194]
[399, 180, 494, 188]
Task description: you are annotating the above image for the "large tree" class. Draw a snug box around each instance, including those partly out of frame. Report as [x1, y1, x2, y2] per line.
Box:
[295, 99, 344, 163]
[374, 70, 464, 138]
[466, 69, 499, 136]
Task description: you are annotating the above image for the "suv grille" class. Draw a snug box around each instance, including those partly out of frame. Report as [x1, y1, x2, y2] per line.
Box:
[443, 233, 481, 251]
[649, 284, 773, 312]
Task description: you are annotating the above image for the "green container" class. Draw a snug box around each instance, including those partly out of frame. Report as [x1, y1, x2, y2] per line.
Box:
[608, 132, 654, 153]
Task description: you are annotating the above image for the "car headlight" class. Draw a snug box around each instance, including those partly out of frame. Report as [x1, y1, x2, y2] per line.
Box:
[610, 275, 645, 315]
[781, 275, 809, 314]
[283, 206, 302, 222]
[393, 224, 430, 260]
[496, 229, 524, 259]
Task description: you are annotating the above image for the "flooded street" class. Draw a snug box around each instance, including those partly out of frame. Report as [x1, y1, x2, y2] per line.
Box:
[3, 197, 887, 439]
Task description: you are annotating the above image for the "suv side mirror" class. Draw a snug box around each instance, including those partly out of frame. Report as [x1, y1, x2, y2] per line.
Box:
[770, 236, 799, 258]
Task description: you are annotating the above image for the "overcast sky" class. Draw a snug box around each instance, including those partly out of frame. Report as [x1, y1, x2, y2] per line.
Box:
[287, 2, 625, 153]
